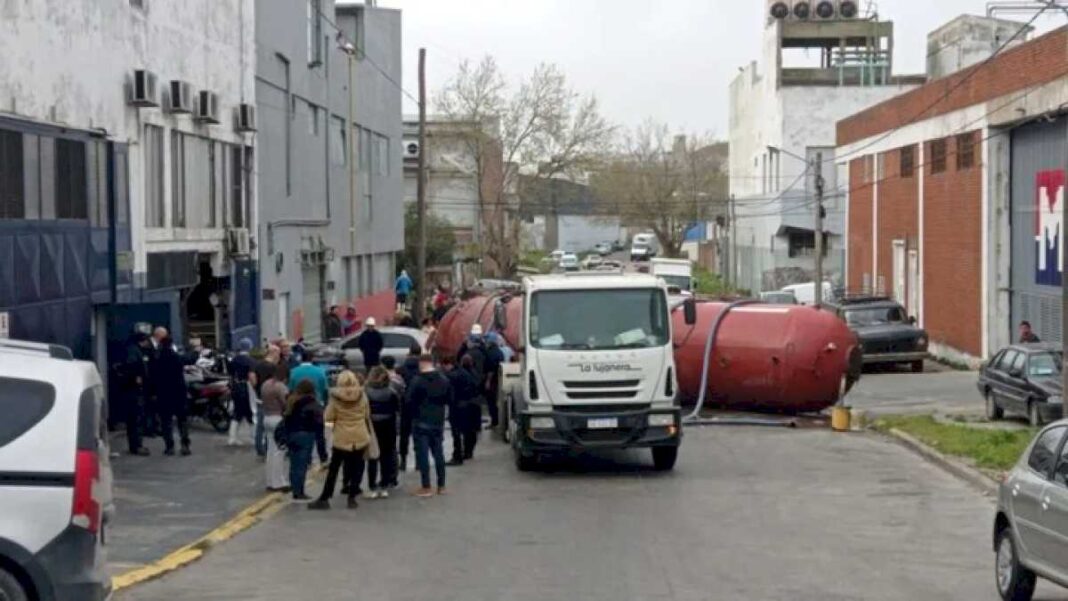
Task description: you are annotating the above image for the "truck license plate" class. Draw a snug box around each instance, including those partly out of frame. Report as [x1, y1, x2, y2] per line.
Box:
[587, 417, 618, 429]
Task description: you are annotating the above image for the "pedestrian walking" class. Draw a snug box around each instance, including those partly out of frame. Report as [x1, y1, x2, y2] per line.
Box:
[119, 332, 153, 456]
[483, 332, 505, 428]
[261, 363, 290, 492]
[444, 355, 481, 465]
[406, 353, 455, 497]
[397, 344, 422, 472]
[395, 270, 414, 311]
[284, 379, 328, 501]
[309, 371, 374, 510]
[365, 366, 400, 497]
[252, 345, 280, 457]
[151, 338, 192, 456]
[358, 317, 385, 368]
[228, 338, 257, 446]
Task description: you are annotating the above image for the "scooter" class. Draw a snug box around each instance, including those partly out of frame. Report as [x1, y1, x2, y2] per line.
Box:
[184, 351, 231, 433]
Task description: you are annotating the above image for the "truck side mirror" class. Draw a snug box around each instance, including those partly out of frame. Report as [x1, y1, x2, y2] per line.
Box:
[683, 297, 697, 326]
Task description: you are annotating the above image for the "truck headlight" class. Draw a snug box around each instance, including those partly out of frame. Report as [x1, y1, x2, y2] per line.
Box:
[916, 336, 928, 349]
[529, 417, 555, 430]
[648, 414, 675, 427]
[1047, 395, 1062, 405]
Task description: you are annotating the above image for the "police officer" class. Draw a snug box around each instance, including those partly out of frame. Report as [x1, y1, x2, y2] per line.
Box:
[121, 331, 153, 456]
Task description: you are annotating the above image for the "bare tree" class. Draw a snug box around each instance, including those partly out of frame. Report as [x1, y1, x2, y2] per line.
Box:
[591, 121, 727, 258]
[436, 56, 614, 276]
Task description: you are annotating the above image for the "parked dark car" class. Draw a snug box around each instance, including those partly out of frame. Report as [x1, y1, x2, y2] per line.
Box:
[827, 296, 928, 372]
[978, 343, 1064, 427]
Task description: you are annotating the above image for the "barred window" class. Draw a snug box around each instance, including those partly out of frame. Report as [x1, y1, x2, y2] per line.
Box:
[929, 139, 947, 174]
[956, 133, 976, 170]
[900, 146, 914, 178]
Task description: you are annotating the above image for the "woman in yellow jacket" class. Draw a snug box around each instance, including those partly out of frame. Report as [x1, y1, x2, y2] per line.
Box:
[309, 370, 373, 510]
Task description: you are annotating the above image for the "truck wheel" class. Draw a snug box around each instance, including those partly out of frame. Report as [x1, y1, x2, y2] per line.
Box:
[1028, 401, 1043, 428]
[910, 360, 924, 373]
[652, 447, 678, 471]
[0, 566, 29, 601]
[995, 526, 1036, 601]
[985, 389, 1004, 421]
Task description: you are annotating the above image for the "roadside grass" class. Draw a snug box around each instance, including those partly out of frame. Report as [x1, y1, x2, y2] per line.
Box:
[870, 415, 1037, 471]
[693, 264, 733, 296]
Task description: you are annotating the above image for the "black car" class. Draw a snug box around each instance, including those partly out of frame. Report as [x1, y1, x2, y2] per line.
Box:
[977, 343, 1064, 426]
[828, 296, 929, 372]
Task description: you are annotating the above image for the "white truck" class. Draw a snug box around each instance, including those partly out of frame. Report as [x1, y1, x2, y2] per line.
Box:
[649, 258, 694, 295]
[504, 272, 692, 471]
[630, 233, 659, 262]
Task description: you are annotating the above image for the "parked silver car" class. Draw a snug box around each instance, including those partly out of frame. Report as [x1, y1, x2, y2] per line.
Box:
[993, 419, 1068, 600]
[311, 326, 428, 371]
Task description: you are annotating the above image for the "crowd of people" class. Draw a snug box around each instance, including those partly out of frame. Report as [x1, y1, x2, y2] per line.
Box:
[116, 306, 510, 509]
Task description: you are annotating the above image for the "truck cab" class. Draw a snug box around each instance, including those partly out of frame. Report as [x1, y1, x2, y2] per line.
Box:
[508, 272, 683, 471]
[649, 258, 694, 296]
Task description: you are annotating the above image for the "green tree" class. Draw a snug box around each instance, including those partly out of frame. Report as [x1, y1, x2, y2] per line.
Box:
[399, 203, 456, 279]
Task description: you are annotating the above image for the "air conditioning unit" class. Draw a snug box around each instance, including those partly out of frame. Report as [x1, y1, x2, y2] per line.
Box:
[814, 0, 836, 19]
[792, 1, 811, 19]
[128, 69, 159, 107]
[195, 90, 220, 124]
[234, 103, 256, 132]
[838, 0, 859, 19]
[403, 140, 420, 159]
[167, 80, 194, 114]
[768, 1, 789, 19]
[227, 228, 250, 256]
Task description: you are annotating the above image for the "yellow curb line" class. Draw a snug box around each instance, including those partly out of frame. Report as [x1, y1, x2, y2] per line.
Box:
[110, 491, 286, 592]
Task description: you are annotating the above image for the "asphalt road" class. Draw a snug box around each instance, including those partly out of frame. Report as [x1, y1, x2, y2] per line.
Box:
[118, 427, 1067, 601]
[848, 366, 983, 417]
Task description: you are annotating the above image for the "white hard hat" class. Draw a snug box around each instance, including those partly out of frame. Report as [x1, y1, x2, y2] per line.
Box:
[471, 324, 483, 335]
[365, 317, 377, 327]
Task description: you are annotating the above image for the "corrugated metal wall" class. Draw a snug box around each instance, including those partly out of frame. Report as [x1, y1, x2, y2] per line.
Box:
[1010, 117, 1067, 343]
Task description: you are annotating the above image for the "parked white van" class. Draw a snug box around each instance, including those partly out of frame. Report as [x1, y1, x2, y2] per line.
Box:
[780, 282, 836, 305]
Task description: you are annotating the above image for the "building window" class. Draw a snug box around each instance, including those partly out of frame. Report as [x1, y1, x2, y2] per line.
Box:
[181, 135, 212, 229]
[307, 0, 323, 67]
[331, 116, 346, 166]
[900, 146, 914, 178]
[787, 230, 827, 259]
[145, 124, 164, 227]
[208, 142, 218, 228]
[171, 131, 186, 228]
[0, 129, 24, 219]
[308, 103, 320, 136]
[956, 133, 976, 170]
[376, 134, 389, 176]
[929, 139, 947, 174]
[89, 140, 109, 228]
[230, 145, 252, 229]
[55, 138, 87, 220]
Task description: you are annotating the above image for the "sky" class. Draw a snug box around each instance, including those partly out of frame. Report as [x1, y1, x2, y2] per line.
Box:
[375, 0, 1066, 139]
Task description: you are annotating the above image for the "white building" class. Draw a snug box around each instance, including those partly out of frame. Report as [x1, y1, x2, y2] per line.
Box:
[728, 1, 924, 293]
[0, 1, 256, 370]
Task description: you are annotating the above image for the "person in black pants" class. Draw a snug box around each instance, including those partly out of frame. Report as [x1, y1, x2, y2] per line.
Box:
[396, 344, 422, 471]
[443, 355, 481, 465]
[364, 366, 400, 496]
[120, 333, 153, 456]
[483, 334, 505, 428]
[151, 337, 192, 456]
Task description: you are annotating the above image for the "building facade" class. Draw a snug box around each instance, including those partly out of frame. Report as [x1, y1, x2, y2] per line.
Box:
[256, 0, 403, 344]
[0, 0, 257, 376]
[728, 3, 924, 294]
[837, 23, 1067, 364]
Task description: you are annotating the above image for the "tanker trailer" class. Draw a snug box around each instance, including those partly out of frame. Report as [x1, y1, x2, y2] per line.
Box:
[435, 293, 861, 415]
[671, 301, 862, 413]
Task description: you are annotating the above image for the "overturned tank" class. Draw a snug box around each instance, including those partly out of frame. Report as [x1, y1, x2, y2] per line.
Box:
[434, 292, 861, 414]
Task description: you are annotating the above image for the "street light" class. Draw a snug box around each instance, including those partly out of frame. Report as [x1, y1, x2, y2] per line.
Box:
[337, 32, 358, 256]
[768, 145, 826, 306]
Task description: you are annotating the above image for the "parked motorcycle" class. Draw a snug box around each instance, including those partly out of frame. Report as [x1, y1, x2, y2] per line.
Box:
[184, 350, 231, 433]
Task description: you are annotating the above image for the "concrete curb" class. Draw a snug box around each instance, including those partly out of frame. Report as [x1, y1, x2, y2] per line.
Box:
[882, 428, 999, 497]
[111, 490, 287, 591]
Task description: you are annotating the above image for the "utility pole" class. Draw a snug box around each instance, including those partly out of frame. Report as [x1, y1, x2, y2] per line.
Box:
[1062, 105, 1068, 420]
[729, 194, 737, 289]
[343, 40, 357, 257]
[414, 48, 428, 323]
[814, 152, 825, 307]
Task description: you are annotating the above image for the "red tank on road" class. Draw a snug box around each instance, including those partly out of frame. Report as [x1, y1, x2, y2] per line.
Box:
[671, 302, 861, 413]
[433, 293, 860, 414]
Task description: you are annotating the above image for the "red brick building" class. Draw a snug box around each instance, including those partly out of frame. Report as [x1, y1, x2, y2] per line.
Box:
[836, 26, 1068, 363]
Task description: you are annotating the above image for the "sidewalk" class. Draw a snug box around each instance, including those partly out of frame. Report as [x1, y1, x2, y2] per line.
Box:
[107, 425, 267, 574]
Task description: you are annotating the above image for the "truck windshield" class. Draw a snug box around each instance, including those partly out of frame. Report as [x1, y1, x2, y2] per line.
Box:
[530, 289, 669, 350]
[659, 275, 691, 291]
[845, 306, 907, 326]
